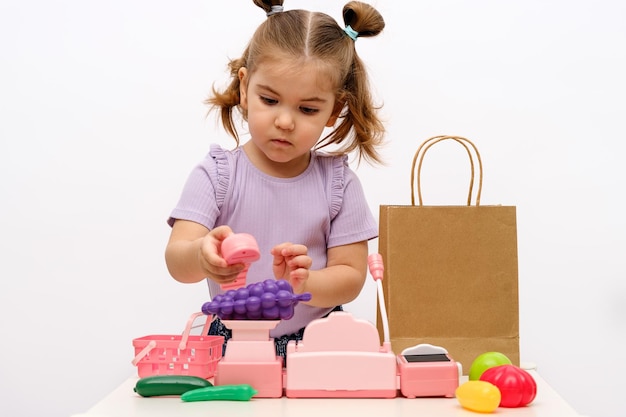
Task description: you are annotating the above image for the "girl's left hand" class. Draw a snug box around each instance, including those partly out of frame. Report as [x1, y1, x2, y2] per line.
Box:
[270, 243, 312, 294]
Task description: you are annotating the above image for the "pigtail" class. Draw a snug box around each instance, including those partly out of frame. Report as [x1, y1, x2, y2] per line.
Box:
[318, 1, 385, 165]
[205, 54, 248, 145]
[253, 0, 284, 16]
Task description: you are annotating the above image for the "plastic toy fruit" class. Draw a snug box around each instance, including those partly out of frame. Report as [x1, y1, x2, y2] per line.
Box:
[480, 364, 537, 407]
[469, 351, 512, 380]
[455, 380, 501, 413]
[202, 279, 312, 320]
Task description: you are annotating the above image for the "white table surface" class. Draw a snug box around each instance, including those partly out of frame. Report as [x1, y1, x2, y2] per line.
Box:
[80, 369, 582, 417]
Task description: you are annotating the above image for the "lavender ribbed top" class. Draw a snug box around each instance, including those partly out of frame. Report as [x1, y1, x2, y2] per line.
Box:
[168, 144, 378, 336]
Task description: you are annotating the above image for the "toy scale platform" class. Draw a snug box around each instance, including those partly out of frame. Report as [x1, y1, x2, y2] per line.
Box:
[213, 320, 283, 398]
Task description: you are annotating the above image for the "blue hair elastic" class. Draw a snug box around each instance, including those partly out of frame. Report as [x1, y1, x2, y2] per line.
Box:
[343, 25, 358, 41]
[266, 5, 283, 17]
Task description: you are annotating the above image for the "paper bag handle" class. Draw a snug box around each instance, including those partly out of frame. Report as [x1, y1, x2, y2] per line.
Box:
[410, 135, 483, 206]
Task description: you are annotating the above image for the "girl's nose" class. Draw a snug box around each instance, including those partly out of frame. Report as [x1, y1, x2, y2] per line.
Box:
[275, 111, 295, 131]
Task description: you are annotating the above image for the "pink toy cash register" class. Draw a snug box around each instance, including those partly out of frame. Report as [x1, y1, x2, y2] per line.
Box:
[284, 253, 398, 398]
[284, 312, 398, 398]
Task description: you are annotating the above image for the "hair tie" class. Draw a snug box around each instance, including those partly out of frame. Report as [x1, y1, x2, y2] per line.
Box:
[343, 25, 358, 41]
[266, 5, 283, 17]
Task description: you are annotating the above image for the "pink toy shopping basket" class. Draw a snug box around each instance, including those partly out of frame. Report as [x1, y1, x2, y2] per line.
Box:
[131, 312, 223, 378]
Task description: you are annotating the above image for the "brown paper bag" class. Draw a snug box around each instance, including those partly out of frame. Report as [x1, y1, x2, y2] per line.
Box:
[376, 135, 520, 374]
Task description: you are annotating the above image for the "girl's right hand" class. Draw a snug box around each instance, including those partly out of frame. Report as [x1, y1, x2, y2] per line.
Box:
[199, 225, 247, 285]
[166, 220, 247, 284]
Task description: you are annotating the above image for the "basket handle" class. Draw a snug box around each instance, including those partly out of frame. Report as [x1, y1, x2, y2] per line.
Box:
[131, 312, 214, 366]
[131, 340, 157, 366]
[410, 135, 483, 206]
[178, 312, 213, 350]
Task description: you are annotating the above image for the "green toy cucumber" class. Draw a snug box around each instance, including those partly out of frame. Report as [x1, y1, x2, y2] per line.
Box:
[134, 375, 213, 397]
[181, 384, 258, 402]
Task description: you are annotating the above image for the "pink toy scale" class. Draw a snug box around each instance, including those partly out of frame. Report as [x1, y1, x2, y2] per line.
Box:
[213, 320, 283, 398]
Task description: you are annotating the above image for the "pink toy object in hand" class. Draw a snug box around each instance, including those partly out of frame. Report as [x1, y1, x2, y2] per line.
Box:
[220, 233, 261, 290]
[221, 233, 260, 264]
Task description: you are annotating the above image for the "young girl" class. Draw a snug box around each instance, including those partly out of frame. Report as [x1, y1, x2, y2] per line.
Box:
[165, 0, 385, 358]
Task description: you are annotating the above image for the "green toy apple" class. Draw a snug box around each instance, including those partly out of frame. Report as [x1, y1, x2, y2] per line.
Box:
[469, 352, 512, 380]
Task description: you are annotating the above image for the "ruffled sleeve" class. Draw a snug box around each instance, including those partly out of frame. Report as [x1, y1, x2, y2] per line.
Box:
[166, 144, 232, 229]
[208, 144, 231, 210]
[329, 154, 347, 220]
[325, 153, 378, 248]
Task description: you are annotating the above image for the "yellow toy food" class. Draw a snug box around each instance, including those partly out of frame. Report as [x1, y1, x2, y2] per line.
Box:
[455, 380, 501, 413]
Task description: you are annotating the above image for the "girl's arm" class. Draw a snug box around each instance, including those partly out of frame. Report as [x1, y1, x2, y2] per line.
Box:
[165, 220, 245, 285]
[272, 240, 369, 308]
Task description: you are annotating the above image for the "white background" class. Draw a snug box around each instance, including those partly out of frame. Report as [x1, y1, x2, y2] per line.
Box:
[1, 1, 624, 416]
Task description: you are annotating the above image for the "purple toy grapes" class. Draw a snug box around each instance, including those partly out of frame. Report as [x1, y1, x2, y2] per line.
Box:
[201, 279, 312, 320]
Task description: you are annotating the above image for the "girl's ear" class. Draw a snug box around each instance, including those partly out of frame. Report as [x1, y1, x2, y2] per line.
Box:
[238, 67, 249, 110]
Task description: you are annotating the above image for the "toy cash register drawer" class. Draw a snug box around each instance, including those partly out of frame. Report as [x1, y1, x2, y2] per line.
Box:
[397, 344, 461, 398]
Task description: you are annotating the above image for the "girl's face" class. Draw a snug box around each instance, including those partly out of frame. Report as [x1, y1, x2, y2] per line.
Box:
[238, 58, 339, 178]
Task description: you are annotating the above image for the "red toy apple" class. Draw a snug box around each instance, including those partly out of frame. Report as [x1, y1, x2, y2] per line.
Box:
[480, 364, 537, 407]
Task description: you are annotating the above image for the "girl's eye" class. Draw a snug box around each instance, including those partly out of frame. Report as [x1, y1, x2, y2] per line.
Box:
[260, 96, 278, 105]
[300, 106, 319, 115]
[258, 95, 319, 115]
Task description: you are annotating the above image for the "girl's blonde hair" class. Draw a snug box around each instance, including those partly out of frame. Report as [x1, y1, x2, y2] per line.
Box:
[207, 0, 385, 164]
